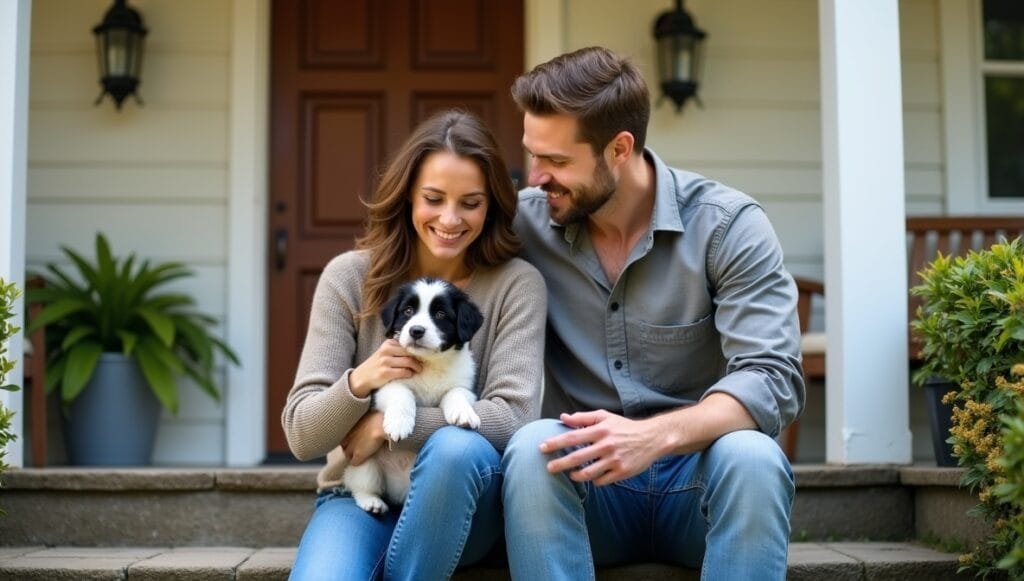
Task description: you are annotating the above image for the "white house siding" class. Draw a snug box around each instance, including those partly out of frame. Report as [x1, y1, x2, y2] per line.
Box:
[561, 0, 945, 289]
[27, 0, 231, 465]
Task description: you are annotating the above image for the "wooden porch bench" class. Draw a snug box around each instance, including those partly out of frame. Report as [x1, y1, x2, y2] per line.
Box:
[782, 216, 1024, 460]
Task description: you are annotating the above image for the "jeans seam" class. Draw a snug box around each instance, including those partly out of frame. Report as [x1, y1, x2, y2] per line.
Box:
[581, 480, 597, 581]
[648, 463, 658, 560]
[385, 487, 410, 575]
[442, 469, 495, 578]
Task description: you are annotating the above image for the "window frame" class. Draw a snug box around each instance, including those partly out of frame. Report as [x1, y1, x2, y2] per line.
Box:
[940, 0, 1024, 214]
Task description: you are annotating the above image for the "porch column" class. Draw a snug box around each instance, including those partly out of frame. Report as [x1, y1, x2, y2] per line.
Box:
[0, 0, 32, 468]
[818, 0, 912, 463]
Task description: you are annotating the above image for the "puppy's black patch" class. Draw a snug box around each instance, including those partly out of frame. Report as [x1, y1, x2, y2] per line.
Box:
[381, 278, 484, 350]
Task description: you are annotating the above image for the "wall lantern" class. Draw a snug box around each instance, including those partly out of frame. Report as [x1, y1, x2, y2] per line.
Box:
[93, 0, 147, 110]
[653, 0, 707, 113]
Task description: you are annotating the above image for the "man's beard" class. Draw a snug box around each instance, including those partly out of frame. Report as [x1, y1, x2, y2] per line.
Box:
[544, 157, 617, 225]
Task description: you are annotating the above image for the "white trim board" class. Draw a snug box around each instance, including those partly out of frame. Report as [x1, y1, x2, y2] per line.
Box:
[0, 0, 31, 469]
[225, 0, 269, 466]
[940, 0, 1024, 215]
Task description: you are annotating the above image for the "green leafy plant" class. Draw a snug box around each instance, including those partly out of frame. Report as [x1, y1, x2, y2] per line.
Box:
[911, 238, 1024, 578]
[25, 233, 239, 414]
[0, 278, 22, 515]
[995, 396, 1024, 572]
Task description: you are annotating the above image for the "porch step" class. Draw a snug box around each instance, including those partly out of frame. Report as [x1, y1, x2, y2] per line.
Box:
[0, 465, 989, 549]
[0, 543, 969, 580]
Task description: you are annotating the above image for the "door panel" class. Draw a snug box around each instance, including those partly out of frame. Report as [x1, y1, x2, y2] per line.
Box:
[267, 0, 524, 459]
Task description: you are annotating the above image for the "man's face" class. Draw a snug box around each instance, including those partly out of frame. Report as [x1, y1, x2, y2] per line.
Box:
[522, 113, 617, 225]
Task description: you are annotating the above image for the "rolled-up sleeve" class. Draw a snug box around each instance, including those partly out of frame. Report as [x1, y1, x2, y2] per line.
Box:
[703, 205, 805, 436]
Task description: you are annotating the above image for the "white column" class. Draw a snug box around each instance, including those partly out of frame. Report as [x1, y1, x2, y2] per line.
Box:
[225, 0, 270, 466]
[819, 0, 912, 463]
[0, 0, 32, 469]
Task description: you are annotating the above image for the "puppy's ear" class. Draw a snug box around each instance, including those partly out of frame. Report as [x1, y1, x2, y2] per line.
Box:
[455, 296, 484, 344]
[380, 289, 403, 336]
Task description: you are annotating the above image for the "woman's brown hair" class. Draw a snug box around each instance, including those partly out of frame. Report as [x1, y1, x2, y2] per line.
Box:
[356, 110, 520, 317]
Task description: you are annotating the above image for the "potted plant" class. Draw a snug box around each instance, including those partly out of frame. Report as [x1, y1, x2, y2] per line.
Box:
[0, 278, 21, 509]
[25, 233, 238, 465]
[911, 237, 1024, 577]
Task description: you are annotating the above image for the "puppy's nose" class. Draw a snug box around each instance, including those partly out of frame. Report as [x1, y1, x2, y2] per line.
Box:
[409, 326, 425, 339]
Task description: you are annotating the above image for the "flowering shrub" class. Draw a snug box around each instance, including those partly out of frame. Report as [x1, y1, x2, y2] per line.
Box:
[0, 278, 21, 515]
[912, 239, 1024, 577]
[994, 393, 1024, 572]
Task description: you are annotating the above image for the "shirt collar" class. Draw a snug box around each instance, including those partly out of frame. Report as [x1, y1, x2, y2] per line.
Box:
[646, 148, 685, 234]
[553, 147, 685, 247]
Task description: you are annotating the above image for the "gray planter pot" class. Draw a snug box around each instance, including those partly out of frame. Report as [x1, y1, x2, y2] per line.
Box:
[923, 376, 957, 467]
[64, 353, 161, 466]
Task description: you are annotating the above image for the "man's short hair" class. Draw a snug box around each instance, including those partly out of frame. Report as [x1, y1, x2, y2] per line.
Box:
[511, 46, 650, 155]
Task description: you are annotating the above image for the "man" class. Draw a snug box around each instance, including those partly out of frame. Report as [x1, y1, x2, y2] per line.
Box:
[502, 46, 805, 580]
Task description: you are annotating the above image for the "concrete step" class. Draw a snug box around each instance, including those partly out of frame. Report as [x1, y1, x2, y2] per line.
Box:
[0, 465, 989, 549]
[0, 543, 972, 580]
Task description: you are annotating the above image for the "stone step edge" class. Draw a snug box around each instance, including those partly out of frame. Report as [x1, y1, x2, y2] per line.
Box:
[0, 464, 963, 492]
[0, 542, 961, 579]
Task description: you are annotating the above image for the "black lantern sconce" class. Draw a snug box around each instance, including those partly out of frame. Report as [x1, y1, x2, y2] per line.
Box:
[93, 0, 147, 110]
[653, 0, 707, 113]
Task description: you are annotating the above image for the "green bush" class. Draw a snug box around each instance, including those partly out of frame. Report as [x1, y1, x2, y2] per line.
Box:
[0, 278, 22, 515]
[25, 233, 239, 414]
[911, 238, 1024, 577]
[995, 397, 1024, 571]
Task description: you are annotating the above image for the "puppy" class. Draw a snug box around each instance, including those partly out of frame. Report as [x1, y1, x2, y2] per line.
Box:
[343, 277, 484, 514]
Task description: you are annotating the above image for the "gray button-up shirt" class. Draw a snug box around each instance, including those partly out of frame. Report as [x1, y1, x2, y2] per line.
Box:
[515, 149, 805, 437]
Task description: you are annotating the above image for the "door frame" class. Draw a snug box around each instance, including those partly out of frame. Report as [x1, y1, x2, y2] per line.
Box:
[225, 0, 562, 466]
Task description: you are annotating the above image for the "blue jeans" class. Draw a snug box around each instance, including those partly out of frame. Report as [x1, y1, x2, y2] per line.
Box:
[501, 419, 794, 580]
[289, 426, 502, 580]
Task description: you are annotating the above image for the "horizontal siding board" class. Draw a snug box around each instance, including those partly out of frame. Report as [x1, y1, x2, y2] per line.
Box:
[26, 203, 227, 261]
[32, 0, 230, 53]
[29, 110, 227, 163]
[647, 109, 822, 163]
[29, 166, 226, 201]
[31, 52, 229, 107]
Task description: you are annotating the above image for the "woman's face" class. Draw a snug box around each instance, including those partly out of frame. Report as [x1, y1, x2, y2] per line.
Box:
[410, 151, 490, 271]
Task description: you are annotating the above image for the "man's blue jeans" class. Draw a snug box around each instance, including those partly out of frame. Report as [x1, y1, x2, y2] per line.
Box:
[289, 426, 502, 580]
[501, 419, 794, 580]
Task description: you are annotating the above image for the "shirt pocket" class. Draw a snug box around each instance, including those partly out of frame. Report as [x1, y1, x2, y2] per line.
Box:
[628, 313, 724, 394]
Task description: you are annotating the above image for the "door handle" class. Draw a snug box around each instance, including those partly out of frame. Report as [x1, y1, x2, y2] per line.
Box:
[274, 228, 288, 271]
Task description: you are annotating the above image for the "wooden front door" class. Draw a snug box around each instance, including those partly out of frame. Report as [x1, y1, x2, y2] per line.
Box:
[267, 0, 524, 459]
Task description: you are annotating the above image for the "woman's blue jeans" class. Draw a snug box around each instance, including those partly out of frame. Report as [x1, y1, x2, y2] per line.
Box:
[289, 426, 502, 580]
[501, 419, 794, 580]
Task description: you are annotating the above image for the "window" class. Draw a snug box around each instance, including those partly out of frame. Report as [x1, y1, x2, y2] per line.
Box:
[981, 1, 1024, 200]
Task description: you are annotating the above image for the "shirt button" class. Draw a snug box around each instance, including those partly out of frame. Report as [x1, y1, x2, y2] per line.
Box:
[614, 360, 623, 370]
[610, 302, 620, 312]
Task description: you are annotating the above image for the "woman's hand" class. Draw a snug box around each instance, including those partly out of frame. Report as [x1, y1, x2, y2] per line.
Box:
[349, 339, 422, 398]
[342, 411, 386, 466]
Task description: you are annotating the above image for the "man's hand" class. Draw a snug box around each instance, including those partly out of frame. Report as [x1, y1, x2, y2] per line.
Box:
[539, 410, 671, 486]
[539, 395, 759, 486]
[342, 411, 386, 466]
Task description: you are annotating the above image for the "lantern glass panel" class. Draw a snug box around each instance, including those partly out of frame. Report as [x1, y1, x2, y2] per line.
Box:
[658, 35, 698, 83]
[103, 29, 131, 77]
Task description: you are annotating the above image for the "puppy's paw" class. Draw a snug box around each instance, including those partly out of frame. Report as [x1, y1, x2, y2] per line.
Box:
[382, 408, 416, 441]
[443, 400, 480, 429]
[353, 493, 389, 515]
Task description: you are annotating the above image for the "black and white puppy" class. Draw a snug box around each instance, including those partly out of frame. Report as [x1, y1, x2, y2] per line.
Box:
[343, 277, 484, 514]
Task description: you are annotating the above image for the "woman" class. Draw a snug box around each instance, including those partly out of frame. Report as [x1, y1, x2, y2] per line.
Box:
[283, 110, 546, 580]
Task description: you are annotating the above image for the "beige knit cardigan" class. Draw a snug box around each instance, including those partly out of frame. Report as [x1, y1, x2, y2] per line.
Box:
[281, 250, 547, 491]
